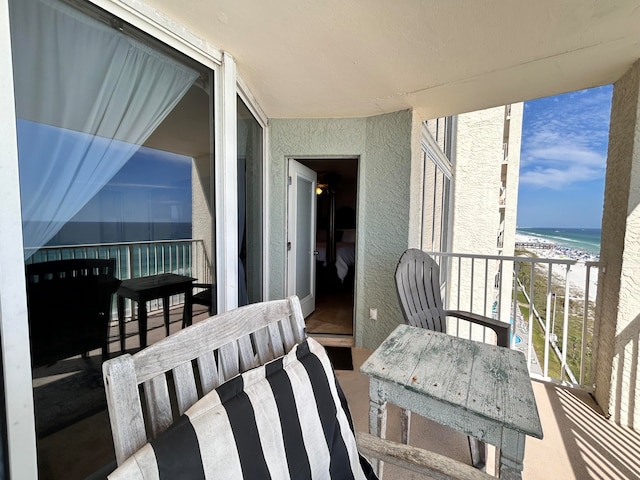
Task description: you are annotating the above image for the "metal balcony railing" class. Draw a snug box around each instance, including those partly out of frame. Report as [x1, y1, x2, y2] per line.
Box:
[25, 239, 212, 320]
[426, 251, 600, 389]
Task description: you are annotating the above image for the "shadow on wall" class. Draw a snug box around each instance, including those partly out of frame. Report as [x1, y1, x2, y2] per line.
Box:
[613, 313, 640, 428]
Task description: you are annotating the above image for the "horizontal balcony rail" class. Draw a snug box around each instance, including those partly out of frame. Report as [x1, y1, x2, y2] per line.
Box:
[25, 239, 212, 320]
[426, 251, 600, 389]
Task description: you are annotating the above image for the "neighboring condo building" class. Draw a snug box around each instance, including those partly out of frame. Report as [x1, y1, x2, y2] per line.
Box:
[423, 104, 523, 337]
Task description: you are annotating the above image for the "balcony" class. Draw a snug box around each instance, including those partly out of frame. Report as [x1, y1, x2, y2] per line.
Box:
[428, 251, 600, 388]
[37, 303, 640, 479]
[32, 247, 640, 479]
[502, 142, 509, 163]
[25, 239, 213, 320]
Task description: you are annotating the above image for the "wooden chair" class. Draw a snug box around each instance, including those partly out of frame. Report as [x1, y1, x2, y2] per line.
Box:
[395, 249, 512, 470]
[103, 296, 306, 465]
[191, 282, 215, 315]
[103, 296, 493, 479]
[26, 258, 120, 367]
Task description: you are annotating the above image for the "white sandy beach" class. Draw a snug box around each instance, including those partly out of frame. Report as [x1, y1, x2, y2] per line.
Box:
[515, 233, 599, 302]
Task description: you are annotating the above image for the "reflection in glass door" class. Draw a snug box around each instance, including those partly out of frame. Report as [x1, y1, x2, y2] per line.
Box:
[237, 97, 263, 305]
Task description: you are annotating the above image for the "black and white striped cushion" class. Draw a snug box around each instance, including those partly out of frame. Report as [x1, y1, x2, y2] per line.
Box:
[109, 338, 377, 480]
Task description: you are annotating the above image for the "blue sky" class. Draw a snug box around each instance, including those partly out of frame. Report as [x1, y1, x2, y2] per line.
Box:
[517, 85, 613, 228]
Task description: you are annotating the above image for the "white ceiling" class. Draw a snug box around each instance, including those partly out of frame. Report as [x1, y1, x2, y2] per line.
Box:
[145, 0, 640, 120]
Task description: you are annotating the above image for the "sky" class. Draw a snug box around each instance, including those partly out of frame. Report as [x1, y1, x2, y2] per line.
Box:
[517, 85, 613, 229]
[71, 146, 192, 224]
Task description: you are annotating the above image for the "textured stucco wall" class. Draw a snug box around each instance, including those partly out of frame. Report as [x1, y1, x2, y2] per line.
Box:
[452, 107, 504, 255]
[594, 59, 640, 429]
[448, 107, 504, 322]
[192, 155, 213, 261]
[500, 103, 523, 322]
[503, 103, 523, 255]
[268, 110, 414, 349]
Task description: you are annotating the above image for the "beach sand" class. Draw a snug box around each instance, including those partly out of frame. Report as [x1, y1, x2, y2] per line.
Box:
[515, 233, 599, 302]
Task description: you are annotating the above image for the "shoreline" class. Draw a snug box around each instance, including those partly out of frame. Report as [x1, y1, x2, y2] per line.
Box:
[515, 233, 599, 301]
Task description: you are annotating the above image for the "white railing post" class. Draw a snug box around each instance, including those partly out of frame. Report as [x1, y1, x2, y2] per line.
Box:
[544, 266, 552, 378]
[561, 266, 571, 382]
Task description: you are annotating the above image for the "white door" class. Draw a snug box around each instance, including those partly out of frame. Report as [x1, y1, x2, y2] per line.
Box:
[287, 160, 317, 317]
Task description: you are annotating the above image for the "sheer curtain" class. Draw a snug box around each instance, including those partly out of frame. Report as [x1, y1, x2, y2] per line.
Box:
[10, 0, 198, 256]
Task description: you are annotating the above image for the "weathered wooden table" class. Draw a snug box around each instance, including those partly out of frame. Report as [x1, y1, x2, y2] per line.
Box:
[117, 273, 195, 350]
[360, 324, 543, 479]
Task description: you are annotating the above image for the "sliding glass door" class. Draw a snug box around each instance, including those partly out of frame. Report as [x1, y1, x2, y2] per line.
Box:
[9, 0, 216, 470]
[237, 97, 264, 305]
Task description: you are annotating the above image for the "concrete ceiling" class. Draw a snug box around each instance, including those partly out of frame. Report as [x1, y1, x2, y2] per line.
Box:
[145, 0, 640, 120]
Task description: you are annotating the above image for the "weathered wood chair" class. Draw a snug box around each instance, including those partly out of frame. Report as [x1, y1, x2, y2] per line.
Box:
[103, 296, 493, 479]
[395, 248, 512, 470]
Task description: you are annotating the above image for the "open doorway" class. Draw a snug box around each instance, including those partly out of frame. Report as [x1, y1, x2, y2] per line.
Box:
[297, 158, 358, 339]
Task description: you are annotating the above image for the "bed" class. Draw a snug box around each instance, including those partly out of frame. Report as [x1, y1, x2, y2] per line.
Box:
[316, 229, 356, 282]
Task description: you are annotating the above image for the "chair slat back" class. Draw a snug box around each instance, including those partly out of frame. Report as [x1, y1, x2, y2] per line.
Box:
[395, 249, 447, 332]
[26, 258, 119, 366]
[103, 296, 306, 465]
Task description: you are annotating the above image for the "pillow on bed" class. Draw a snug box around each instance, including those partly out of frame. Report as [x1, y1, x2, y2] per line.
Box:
[108, 338, 377, 480]
[340, 229, 356, 243]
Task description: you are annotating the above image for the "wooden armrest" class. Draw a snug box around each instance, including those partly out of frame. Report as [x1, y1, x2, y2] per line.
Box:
[445, 310, 511, 348]
[193, 283, 211, 289]
[356, 432, 494, 480]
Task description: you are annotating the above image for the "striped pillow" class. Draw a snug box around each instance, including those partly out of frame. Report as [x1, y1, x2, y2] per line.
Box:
[109, 338, 377, 480]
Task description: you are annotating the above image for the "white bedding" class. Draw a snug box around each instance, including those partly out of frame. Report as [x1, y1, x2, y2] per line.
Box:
[316, 241, 355, 282]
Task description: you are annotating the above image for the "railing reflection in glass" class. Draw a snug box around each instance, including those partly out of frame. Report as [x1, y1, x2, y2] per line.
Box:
[25, 239, 212, 319]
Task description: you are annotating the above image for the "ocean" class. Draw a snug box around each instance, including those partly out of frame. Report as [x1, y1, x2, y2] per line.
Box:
[516, 227, 601, 255]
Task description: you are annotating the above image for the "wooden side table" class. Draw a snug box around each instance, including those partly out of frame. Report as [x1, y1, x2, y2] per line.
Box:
[117, 273, 195, 350]
[360, 324, 543, 479]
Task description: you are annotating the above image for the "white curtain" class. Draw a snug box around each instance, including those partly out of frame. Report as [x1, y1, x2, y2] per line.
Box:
[11, 0, 198, 256]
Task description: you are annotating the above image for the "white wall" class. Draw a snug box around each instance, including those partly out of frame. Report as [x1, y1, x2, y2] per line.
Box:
[448, 107, 505, 326]
[594, 59, 640, 429]
[503, 103, 523, 255]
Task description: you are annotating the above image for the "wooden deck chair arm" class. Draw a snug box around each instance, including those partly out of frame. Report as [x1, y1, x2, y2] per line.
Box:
[356, 432, 494, 480]
[445, 310, 511, 348]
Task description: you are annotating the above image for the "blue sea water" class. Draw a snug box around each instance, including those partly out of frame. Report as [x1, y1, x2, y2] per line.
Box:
[517, 227, 601, 255]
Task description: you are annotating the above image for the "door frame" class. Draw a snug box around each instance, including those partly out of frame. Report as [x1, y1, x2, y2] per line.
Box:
[285, 156, 360, 335]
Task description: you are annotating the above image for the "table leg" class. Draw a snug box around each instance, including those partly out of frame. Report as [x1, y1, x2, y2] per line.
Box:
[468, 437, 487, 471]
[183, 289, 193, 328]
[139, 300, 148, 349]
[400, 408, 411, 444]
[162, 295, 170, 337]
[368, 379, 388, 478]
[117, 295, 125, 351]
[498, 429, 526, 480]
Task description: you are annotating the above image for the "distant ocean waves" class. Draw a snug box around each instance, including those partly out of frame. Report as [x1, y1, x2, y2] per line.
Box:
[517, 227, 601, 255]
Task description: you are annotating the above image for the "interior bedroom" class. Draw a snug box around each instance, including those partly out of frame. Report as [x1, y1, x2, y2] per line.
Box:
[298, 158, 358, 340]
